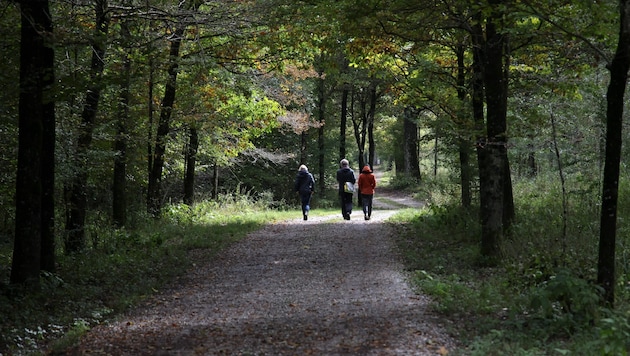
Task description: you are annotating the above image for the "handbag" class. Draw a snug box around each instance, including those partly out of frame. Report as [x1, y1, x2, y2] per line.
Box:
[344, 181, 355, 193]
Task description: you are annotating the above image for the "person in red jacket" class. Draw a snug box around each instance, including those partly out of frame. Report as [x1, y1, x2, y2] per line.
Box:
[357, 165, 376, 220]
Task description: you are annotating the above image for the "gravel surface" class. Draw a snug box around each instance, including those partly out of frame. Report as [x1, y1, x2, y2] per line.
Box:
[66, 193, 456, 355]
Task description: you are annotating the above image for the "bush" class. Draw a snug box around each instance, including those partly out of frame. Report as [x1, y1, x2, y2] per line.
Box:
[528, 269, 602, 329]
[595, 311, 630, 356]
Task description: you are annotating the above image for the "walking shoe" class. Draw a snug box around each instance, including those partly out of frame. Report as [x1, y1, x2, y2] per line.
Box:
[303, 213, 308, 220]
[364, 214, 369, 220]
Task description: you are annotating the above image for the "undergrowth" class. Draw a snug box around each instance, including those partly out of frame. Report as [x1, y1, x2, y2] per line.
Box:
[391, 174, 630, 355]
[0, 195, 294, 355]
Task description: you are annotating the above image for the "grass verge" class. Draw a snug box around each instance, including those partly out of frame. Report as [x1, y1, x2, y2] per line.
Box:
[389, 177, 630, 355]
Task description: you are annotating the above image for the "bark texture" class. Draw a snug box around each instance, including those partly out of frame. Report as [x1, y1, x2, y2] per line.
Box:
[598, 0, 630, 307]
[11, 0, 53, 286]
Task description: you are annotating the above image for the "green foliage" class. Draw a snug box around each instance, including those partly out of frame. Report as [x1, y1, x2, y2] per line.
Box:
[594, 311, 630, 356]
[412, 270, 500, 316]
[388, 174, 420, 190]
[391, 170, 630, 354]
[528, 269, 602, 328]
[503, 172, 601, 286]
[465, 329, 548, 356]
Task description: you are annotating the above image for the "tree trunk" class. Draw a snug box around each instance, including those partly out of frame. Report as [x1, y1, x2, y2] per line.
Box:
[317, 73, 326, 196]
[368, 118, 375, 168]
[459, 142, 472, 208]
[501, 35, 515, 231]
[526, 143, 537, 177]
[147, 25, 185, 217]
[478, 146, 503, 260]
[40, 5, 56, 273]
[351, 87, 368, 170]
[598, 0, 630, 308]
[403, 107, 421, 180]
[475, 4, 511, 262]
[433, 134, 438, 177]
[147, 0, 202, 216]
[213, 162, 219, 200]
[368, 83, 376, 168]
[299, 131, 308, 164]
[394, 117, 404, 175]
[456, 43, 472, 208]
[113, 19, 131, 228]
[183, 126, 198, 205]
[11, 0, 53, 287]
[503, 156, 515, 231]
[340, 85, 348, 160]
[65, 0, 109, 253]
[472, 14, 486, 218]
[147, 57, 154, 180]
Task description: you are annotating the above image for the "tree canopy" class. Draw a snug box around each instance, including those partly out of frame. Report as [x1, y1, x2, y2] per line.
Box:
[3, 0, 630, 329]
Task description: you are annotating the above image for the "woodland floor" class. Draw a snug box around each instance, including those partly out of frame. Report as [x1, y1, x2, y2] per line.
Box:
[62, 188, 457, 355]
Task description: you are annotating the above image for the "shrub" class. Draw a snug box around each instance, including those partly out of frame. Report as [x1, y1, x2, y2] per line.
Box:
[528, 269, 602, 330]
[595, 311, 630, 356]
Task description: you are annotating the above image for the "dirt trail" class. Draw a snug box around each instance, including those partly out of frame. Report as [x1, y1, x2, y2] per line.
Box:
[65, 189, 455, 355]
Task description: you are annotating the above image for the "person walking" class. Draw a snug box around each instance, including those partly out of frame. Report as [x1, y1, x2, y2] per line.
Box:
[336, 159, 356, 220]
[294, 164, 315, 220]
[357, 165, 377, 220]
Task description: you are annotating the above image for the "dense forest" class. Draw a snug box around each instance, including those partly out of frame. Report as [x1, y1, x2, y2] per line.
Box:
[3, 0, 630, 353]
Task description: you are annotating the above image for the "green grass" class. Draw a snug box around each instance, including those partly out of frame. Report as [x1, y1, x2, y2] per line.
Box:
[0, 199, 297, 355]
[389, 174, 630, 355]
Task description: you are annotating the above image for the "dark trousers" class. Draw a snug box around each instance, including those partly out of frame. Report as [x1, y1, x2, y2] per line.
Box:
[340, 192, 353, 218]
[300, 192, 312, 215]
[361, 194, 373, 217]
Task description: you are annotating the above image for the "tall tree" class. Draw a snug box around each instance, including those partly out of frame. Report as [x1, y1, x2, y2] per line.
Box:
[339, 84, 349, 161]
[183, 126, 198, 205]
[64, 0, 110, 252]
[456, 42, 472, 208]
[316, 69, 326, 197]
[466, 1, 513, 262]
[112, 16, 132, 228]
[367, 81, 377, 168]
[11, 0, 54, 287]
[40, 7, 56, 272]
[402, 106, 421, 179]
[348, 78, 381, 170]
[147, 3, 192, 217]
[598, 0, 630, 307]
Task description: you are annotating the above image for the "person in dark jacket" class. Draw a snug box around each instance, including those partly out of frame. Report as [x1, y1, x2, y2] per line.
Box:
[294, 164, 315, 220]
[336, 159, 356, 220]
[357, 165, 377, 220]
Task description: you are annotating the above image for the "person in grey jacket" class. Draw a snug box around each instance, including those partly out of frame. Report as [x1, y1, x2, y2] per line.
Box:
[336, 159, 356, 220]
[294, 164, 315, 220]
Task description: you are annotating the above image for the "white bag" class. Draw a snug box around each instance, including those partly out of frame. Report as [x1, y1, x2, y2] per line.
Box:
[344, 182, 355, 193]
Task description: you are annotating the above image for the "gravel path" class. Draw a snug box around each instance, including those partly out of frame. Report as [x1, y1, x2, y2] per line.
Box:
[67, 192, 455, 355]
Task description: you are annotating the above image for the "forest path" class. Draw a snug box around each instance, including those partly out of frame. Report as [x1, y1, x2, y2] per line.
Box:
[65, 188, 456, 355]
